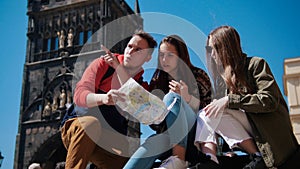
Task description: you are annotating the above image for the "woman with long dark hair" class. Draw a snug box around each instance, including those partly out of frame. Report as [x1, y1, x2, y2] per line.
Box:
[195, 25, 299, 169]
[124, 35, 212, 169]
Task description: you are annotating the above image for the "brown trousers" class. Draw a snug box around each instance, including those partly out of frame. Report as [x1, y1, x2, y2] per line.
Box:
[61, 116, 129, 169]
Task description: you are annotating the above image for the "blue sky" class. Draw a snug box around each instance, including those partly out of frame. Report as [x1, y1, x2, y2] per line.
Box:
[0, 0, 300, 168]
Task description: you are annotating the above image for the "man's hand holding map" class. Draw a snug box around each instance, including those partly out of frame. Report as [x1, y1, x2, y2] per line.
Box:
[116, 78, 169, 125]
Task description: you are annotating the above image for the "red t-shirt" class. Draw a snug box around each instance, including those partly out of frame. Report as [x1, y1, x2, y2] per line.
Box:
[74, 54, 148, 107]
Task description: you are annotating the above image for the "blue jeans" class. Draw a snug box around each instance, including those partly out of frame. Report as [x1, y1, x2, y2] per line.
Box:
[123, 92, 197, 169]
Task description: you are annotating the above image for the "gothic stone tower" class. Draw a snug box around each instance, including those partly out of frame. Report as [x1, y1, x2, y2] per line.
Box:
[14, 0, 142, 168]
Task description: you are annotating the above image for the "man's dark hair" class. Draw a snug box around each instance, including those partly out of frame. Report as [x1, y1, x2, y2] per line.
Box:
[134, 30, 157, 54]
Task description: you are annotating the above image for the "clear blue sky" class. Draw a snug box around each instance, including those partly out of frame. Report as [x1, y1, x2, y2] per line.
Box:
[0, 0, 300, 168]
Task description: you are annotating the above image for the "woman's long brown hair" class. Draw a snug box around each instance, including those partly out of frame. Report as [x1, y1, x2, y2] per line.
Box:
[208, 26, 253, 94]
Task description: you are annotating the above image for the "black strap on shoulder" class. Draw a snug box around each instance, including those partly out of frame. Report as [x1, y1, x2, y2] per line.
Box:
[101, 66, 144, 86]
[100, 66, 115, 83]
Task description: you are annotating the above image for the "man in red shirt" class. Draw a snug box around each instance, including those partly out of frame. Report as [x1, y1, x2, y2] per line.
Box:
[61, 31, 157, 169]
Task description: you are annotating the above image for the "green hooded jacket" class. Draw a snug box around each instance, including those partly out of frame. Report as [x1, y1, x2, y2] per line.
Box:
[227, 57, 298, 168]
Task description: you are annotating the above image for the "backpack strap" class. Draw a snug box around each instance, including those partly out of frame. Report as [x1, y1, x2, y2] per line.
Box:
[100, 66, 114, 83]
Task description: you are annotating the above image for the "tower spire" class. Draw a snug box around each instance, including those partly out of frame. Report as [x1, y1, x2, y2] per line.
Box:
[135, 0, 140, 15]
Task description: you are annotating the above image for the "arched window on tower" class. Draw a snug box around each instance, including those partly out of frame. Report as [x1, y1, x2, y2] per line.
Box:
[79, 31, 84, 45]
[87, 30, 92, 43]
[54, 36, 59, 50]
[44, 38, 51, 52]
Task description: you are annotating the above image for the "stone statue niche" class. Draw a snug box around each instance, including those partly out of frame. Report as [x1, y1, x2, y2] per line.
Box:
[42, 100, 52, 120]
[67, 28, 74, 47]
[57, 30, 66, 49]
[59, 89, 67, 109]
[66, 90, 72, 109]
[52, 95, 58, 111]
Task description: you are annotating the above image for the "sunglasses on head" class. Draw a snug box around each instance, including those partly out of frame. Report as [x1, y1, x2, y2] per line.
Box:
[205, 46, 213, 53]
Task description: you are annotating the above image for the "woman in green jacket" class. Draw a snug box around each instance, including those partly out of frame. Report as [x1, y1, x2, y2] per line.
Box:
[194, 25, 299, 169]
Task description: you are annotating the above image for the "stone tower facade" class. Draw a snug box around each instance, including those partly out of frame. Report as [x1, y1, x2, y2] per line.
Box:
[15, 0, 142, 168]
[283, 57, 300, 144]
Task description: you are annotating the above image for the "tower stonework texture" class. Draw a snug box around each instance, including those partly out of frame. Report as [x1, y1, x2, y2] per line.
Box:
[15, 0, 142, 168]
[284, 57, 300, 144]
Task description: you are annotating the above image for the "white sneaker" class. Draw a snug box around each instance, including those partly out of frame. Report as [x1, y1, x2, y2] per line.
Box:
[154, 156, 188, 169]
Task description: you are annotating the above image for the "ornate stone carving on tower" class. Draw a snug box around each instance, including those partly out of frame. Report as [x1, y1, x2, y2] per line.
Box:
[57, 30, 66, 49]
[67, 28, 74, 47]
[15, 0, 143, 168]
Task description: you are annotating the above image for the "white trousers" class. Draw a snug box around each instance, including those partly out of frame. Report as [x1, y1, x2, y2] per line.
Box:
[195, 108, 253, 149]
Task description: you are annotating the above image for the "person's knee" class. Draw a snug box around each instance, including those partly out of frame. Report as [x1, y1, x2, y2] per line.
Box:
[163, 92, 180, 102]
[77, 116, 102, 141]
[78, 116, 101, 129]
[163, 93, 182, 117]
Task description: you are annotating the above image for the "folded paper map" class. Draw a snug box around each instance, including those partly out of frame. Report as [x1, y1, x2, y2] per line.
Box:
[116, 78, 169, 125]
